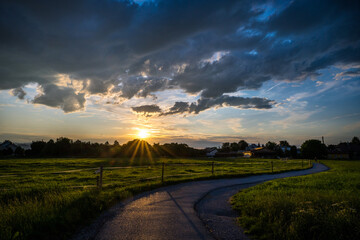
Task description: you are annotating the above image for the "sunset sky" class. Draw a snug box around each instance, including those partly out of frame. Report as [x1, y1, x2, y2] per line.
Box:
[0, 0, 359, 148]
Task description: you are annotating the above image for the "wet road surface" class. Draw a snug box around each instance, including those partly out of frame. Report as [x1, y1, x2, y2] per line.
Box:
[73, 163, 328, 240]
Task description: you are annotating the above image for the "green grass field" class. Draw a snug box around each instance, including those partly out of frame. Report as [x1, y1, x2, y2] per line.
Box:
[0, 157, 307, 240]
[231, 160, 360, 240]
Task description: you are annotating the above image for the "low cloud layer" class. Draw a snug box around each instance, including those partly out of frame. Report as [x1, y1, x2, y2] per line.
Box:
[188, 96, 274, 114]
[0, 0, 359, 113]
[134, 95, 274, 116]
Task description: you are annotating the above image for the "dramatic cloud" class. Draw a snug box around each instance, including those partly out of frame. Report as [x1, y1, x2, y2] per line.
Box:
[158, 96, 274, 116]
[131, 104, 162, 115]
[116, 76, 169, 99]
[0, 0, 359, 113]
[161, 102, 190, 116]
[33, 84, 85, 112]
[189, 96, 274, 114]
[185, 96, 274, 114]
[11, 87, 26, 100]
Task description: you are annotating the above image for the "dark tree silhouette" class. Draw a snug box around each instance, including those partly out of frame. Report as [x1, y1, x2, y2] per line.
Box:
[44, 139, 55, 156]
[230, 142, 240, 151]
[301, 139, 327, 159]
[1, 148, 13, 156]
[221, 142, 231, 152]
[265, 141, 278, 151]
[290, 145, 298, 158]
[30, 140, 47, 156]
[238, 140, 248, 150]
[352, 136, 360, 145]
[279, 140, 290, 147]
[14, 146, 24, 156]
[55, 137, 72, 156]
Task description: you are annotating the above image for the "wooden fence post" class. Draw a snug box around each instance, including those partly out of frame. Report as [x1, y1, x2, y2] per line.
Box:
[302, 159, 303, 168]
[271, 161, 273, 173]
[161, 162, 165, 184]
[212, 161, 214, 175]
[99, 166, 103, 190]
[308, 159, 311, 167]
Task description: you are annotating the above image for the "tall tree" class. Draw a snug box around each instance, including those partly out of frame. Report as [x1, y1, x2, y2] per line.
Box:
[265, 141, 278, 151]
[30, 140, 47, 156]
[301, 139, 327, 159]
[221, 142, 231, 152]
[230, 142, 240, 151]
[238, 140, 248, 150]
[279, 140, 290, 147]
[290, 146, 298, 158]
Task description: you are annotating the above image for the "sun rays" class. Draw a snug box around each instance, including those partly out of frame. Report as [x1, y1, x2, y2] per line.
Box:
[126, 139, 154, 165]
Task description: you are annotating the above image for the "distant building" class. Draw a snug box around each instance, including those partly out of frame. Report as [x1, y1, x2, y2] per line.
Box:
[280, 146, 291, 152]
[327, 150, 349, 160]
[328, 143, 360, 160]
[205, 147, 218, 157]
[242, 147, 277, 158]
[250, 147, 277, 158]
[0, 140, 18, 152]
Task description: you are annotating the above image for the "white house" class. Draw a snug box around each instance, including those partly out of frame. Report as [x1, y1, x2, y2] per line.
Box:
[206, 147, 218, 157]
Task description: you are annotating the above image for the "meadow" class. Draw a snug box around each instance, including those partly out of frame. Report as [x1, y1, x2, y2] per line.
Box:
[231, 160, 360, 240]
[0, 157, 307, 240]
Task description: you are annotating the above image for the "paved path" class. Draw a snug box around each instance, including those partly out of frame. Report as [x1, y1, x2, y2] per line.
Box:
[73, 163, 329, 240]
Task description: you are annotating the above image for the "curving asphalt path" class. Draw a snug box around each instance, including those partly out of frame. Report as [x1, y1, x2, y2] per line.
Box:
[72, 163, 329, 240]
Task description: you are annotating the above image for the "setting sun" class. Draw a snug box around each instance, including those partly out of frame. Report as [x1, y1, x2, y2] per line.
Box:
[137, 129, 149, 139]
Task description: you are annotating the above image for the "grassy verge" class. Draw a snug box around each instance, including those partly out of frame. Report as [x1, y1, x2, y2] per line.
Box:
[231, 160, 360, 240]
[0, 157, 308, 240]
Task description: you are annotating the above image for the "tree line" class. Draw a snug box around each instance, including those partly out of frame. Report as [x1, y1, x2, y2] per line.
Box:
[1, 136, 359, 159]
[219, 137, 360, 159]
[0, 137, 204, 158]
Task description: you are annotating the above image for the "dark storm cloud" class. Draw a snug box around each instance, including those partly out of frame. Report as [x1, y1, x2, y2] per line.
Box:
[161, 102, 190, 116]
[189, 96, 274, 114]
[33, 84, 85, 112]
[188, 96, 274, 114]
[131, 104, 162, 114]
[159, 96, 274, 116]
[172, 54, 271, 98]
[0, 0, 359, 112]
[11, 87, 26, 100]
[116, 76, 169, 99]
[126, 0, 253, 53]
